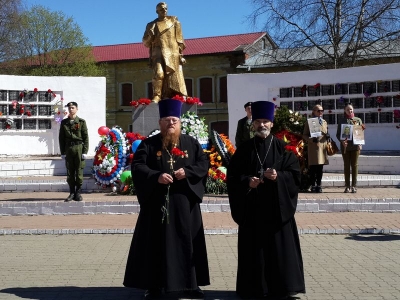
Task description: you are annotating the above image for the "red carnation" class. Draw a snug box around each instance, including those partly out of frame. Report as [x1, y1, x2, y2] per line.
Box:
[172, 95, 185, 102]
[186, 97, 202, 105]
[138, 98, 151, 105]
[171, 147, 187, 157]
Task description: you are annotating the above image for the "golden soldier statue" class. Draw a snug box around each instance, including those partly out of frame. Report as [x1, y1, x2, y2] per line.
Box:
[143, 2, 187, 103]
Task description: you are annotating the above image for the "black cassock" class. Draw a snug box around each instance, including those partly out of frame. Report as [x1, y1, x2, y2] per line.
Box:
[227, 135, 306, 298]
[123, 134, 210, 292]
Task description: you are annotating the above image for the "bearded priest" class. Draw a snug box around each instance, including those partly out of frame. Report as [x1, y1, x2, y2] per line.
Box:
[227, 101, 306, 300]
[123, 99, 210, 299]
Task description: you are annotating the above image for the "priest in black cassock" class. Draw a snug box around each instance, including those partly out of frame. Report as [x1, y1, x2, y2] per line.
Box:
[123, 99, 210, 299]
[227, 101, 305, 300]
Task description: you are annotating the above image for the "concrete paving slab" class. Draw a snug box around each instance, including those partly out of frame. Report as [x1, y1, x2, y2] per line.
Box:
[0, 234, 399, 299]
[0, 212, 399, 235]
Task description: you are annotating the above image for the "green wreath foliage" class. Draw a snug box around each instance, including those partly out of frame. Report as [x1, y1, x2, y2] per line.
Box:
[271, 106, 307, 135]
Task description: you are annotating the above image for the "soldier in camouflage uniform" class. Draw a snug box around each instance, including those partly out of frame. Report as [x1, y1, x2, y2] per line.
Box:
[59, 102, 89, 202]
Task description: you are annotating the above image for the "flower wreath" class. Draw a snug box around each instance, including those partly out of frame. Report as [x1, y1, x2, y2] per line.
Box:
[209, 130, 234, 166]
[92, 126, 134, 186]
[180, 111, 209, 147]
[274, 129, 304, 160]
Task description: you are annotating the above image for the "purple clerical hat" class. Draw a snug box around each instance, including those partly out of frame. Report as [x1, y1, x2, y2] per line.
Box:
[158, 99, 182, 119]
[251, 101, 275, 122]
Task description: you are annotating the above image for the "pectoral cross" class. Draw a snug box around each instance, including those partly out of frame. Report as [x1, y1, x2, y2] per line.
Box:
[258, 167, 264, 180]
[167, 157, 175, 172]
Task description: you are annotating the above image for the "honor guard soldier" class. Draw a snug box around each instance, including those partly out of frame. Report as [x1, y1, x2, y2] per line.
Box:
[59, 101, 89, 202]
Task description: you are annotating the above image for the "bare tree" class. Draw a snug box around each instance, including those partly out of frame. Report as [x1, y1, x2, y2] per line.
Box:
[248, 0, 400, 68]
[0, 0, 22, 62]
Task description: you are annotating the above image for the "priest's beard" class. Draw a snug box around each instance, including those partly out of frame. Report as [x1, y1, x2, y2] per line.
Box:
[255, 127, 271, 138]
[162, 128, 181, 150]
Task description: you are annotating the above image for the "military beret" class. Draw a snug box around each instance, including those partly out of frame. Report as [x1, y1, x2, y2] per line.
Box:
[65, 101, 78, 108]
[244, 102, 252, 108]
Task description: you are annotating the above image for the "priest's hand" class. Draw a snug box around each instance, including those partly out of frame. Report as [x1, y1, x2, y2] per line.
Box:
[249, 176, 261, 188]
[158, 173, 174, 184]
[173, 168, 186, 180]
[264, 168, 277, 181]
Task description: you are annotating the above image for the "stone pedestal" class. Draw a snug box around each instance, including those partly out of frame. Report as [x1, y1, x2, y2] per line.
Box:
[131, 102, 197, 136]
[181, 103, 197, 115]
[131, 102, 159, 136]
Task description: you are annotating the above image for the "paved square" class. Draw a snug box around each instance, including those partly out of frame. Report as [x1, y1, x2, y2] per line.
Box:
[0, 234, 399, 299]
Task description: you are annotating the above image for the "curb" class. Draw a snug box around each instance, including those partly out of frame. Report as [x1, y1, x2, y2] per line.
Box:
[1, 197, 400, 216]
[1, 227, 399, 236]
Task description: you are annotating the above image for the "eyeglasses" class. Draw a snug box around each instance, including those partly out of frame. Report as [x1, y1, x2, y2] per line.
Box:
[314, 110, 324, 112]
[162, 118, 179, 124]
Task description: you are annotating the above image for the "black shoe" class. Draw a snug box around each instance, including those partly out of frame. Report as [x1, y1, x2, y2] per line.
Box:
[65, 193, 75, 202]
[74, 189, 83, 201]
[184, 287, 204, 299]
[144, 289, 161, 300]
[315, 186, 323, 193]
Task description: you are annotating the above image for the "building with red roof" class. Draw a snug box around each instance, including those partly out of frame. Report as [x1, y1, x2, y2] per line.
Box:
[94, 32, 273, 133]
